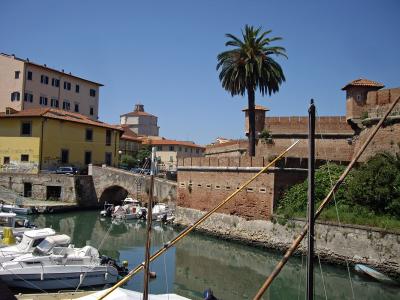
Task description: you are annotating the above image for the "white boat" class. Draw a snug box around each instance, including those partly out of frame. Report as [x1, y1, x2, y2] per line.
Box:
[112, 198, 145, 220]
[0, 245, 124, 290]
[78, 287, 191, 300]
[100, 202, 114, 218]
[0, 202, 32, 215]
[152, 203, 174, 222]
[0, 230, 67, 263]
[354, 264, 397, 285]
[0, 212, 36, 238]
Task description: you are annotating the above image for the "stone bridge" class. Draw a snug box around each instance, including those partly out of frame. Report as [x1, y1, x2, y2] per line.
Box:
[89, 165, 177, 205]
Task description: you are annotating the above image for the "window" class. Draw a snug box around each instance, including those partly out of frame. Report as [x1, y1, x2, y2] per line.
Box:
[184, 148, 187, 152]
[61, 149, 69, 163]
[105, 130, 111, 146]
[62, 100, 70, 110]
[74, 103, 79, 112]
[21, 122, 32, 136]
[75, 84, 80, 93]
[169, 146, 175, 151]
[27, 71, 32, 80]
[15, 71, 20, 79]
[11, 92, 20, 101]
[51, 78, 60, 87]
[85, 129, 93, 141]
[3, 157, 10, 164]
[64, 81, 71, 90]
[21, 154, 29, 162]
[89, 106, 94, 116]
[40, 75, 49, 84]
[178, 147, 182, 151]
[39, 96, 48, 106]
[84, 151, 92, 165]
[105, 152, 112, 166]
[156, 146, 162, 151]
[196, 149, 199, 154]
[51, 98, 59, 108]
[24, 93, 33, 103]
[90, 89, 96, 97]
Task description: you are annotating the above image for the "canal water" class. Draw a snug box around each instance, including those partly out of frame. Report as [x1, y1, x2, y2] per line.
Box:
[27, 211, 399, 300]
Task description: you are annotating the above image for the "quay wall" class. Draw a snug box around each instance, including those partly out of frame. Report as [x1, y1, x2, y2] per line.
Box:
[175, 206, 400, 277]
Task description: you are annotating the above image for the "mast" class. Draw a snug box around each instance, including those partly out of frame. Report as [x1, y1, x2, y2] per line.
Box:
[143, 146, 156, 300]
[307, 100, 315, 300]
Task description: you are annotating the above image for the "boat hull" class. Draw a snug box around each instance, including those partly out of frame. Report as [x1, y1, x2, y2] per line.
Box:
[0, 266, 118, 290]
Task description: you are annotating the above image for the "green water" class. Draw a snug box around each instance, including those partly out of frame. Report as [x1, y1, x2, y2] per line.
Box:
[27, 211, 399, 300]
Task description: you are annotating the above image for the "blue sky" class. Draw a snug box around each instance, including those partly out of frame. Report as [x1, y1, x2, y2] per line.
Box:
[1, 0, 399, 144]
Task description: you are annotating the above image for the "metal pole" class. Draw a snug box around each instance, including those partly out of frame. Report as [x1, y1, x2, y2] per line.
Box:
[143, 147, 156, 300]
[253, 95, 400, 300]
[307, 100, 315, 300]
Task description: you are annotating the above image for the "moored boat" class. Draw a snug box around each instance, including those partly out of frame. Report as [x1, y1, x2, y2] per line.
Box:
[0, 245, 126, 290]
[0, 228, 56, 260]
[0, 202, 32, 215]
[112, 198, 145, 220]
[0, 212, 36, 238]
[354, 264, 397, 285]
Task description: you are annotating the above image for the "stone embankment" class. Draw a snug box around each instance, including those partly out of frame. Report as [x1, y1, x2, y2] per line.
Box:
[174, 206, 400, 278]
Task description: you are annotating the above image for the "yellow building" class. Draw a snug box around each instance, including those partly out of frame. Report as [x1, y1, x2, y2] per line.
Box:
[0, 107, 122, 173]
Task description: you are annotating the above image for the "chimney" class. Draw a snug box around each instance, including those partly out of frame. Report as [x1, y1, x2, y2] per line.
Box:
[44, 64, 47, 67]
[134, 103, 145, 112]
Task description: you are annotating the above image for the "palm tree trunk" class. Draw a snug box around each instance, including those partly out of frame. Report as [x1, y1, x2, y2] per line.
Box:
[247, 87, 256, 157]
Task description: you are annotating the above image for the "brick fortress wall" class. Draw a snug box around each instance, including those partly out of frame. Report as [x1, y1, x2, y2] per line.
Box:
[177, 156, 306, 220]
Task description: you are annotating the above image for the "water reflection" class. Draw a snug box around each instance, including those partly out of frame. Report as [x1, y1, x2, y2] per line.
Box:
[29, 211, 399, 300]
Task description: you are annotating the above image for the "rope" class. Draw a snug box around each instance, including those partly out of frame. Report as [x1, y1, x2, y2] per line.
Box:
[317, 253, 328, 300]
[97, 140, 301, 300]
[74, 218, 114, 292]
[161, 227, 170, 300]
[315, 109, 355, 300]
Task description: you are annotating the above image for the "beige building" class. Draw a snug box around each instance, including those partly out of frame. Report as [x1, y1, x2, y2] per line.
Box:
[120, 104, 159, 136]
[142, 138, 205, 171]
[0, 53, 102, 120]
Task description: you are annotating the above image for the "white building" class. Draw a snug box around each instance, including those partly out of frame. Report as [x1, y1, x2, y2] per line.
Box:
[120, 104, 159, 136]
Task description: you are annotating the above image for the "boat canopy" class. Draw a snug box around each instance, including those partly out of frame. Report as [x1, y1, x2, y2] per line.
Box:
[34, 234, 71, 255]
[24, 228, 56, 238]
[0, 212, 17, 218]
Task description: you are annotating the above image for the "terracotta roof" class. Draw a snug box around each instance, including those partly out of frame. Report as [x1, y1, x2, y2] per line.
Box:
[142, 138, 205, 149]
[342, 78, 384, 90]
[0, 53, 103, 86]
[120, 111, 156, 117]
[119, 125, 143, 142]
[206, 139, 247, 149]
[0, 108, 122, 131]
[242, 105, 269, 111]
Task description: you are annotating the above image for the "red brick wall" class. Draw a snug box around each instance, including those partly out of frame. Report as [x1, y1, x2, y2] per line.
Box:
[353, 122, 400, 162]
[265, 116, 353, 135]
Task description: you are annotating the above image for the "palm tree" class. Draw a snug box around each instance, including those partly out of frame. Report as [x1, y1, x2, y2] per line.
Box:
[217, 25, 287, 156]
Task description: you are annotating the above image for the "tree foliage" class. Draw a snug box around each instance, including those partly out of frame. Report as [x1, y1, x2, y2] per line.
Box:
[278, 153, 400, 221]
[120, 146, 152, 169]
[216, 25, 287, 156]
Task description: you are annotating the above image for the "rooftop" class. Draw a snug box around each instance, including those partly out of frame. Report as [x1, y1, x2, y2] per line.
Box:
[342, 78, 384, 90]
[120, 103, 157, 118]
[0, 53, 103, 86]
[119, 124, 144, 142]
[142, 138, 205, 149]
[0, 108, 122, 131]
[242, 105, 269, 112]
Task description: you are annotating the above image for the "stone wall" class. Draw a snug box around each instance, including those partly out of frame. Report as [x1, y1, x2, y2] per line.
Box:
[90, 165, 177, 205]
[0, 172, 77, 203]
[175, 206, 400, 276]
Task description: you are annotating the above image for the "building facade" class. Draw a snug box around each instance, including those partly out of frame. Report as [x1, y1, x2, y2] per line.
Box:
[0, 108, 122, 173]
[0, 53, 102, 120]
[119, 125, 143, 157]
[142, 138, 205, 171]
[120, 104, 159, 136]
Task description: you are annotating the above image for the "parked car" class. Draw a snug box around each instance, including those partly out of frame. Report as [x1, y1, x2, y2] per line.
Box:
[55, 166, 79, 175]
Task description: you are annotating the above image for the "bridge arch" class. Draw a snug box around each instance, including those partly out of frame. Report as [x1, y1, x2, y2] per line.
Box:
[99, 185, 129, 205]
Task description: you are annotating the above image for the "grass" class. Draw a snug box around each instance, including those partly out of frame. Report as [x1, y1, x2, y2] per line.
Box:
[277, 203, 400, 232]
